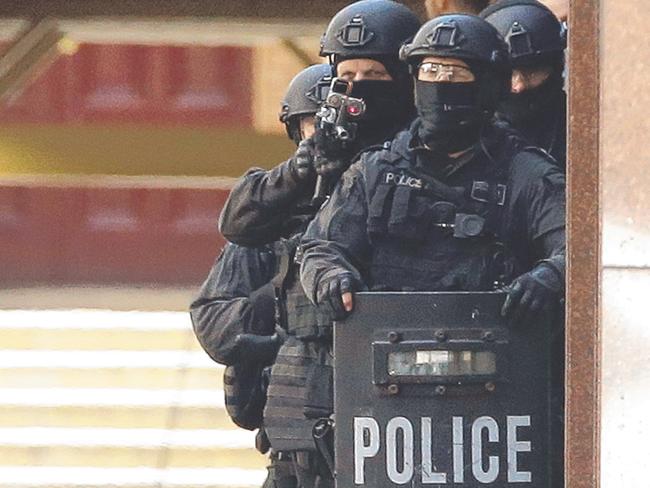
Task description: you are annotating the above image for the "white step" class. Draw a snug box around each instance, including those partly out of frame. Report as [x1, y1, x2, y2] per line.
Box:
[0, 310, 191, 330]
[0, 308, 265, 481]
[0, 405, 235, 430]
[0, 466, 267, 488]
[0, 329, 202, 351]
[0, 388, 225, 408]
[0, 427, 256, 449]
[0, 367, 223, 390]
[0, 428, 266, 469]
[0, 445, 265, 469]
[0, 309, 203, 350]
[0, 351, 216, 369]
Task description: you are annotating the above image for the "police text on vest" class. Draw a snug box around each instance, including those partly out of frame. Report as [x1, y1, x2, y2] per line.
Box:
[385, 172, 423, 189]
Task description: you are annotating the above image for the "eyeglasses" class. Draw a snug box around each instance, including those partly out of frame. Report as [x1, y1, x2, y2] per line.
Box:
[417, 62, 475, 83]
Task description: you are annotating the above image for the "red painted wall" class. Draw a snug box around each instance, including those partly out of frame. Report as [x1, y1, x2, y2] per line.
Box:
[0, 184, 228, 286]
[0, 42, 256, 286]
[1, 43, 252, 125]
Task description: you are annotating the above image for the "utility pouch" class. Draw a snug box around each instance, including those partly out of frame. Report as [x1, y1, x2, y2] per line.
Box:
[285, 292, 332, 340]
[303, 363, 333, 419]
[223, 363, 268, 431]
[267, 453, 298, 488]
[256, 428, 271, 454]
[390, 189, 442, 242]
[385, 185, 413, 236]
[367, 184, 395, 237]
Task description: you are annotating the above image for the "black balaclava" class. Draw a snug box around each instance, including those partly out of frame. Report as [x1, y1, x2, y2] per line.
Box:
[335, 55, 415, 151]
[286, 118, 303, 146]
[498, 62, 564, 127]
[414, 79, 484, 155]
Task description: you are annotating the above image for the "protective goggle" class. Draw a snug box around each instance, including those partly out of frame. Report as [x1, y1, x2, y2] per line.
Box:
[417, 61, 475, 83]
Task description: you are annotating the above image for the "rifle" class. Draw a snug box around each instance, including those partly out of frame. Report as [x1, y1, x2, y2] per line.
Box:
[311, 77, 366, 206]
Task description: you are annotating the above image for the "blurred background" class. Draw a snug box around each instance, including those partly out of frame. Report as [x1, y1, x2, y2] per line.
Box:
[0, 2, 430, 487]
[0, 1, 424, 288]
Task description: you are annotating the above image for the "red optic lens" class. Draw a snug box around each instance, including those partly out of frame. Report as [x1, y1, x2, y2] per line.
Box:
[347, 105, 360, 115]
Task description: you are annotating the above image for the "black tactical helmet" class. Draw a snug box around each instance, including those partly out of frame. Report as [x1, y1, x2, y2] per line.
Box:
[480, 0, 565, 67]
[400, 14, 509, 68]
[320, 0, 421, 75]
[279, 64, 332, 143]
[400, 14, 510, 111]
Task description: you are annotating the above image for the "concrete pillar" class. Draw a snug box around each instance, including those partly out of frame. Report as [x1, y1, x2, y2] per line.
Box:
[601, 1, 650, 486]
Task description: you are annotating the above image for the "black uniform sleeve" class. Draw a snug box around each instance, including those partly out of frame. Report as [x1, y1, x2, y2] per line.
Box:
[300, 160, 371, 304]
[189, 243, 277, 365]
[507, 150, 566, 268]
[219, 156, 312, 246]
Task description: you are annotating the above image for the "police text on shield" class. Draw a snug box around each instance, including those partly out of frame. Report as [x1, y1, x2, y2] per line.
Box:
[353, 415, 532, 484]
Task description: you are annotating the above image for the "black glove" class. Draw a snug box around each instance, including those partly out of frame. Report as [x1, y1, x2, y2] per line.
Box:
[248, 282, 277, 335]
[313, 127, 352, 177]
[501, 262, 564, 325]
[289, 138, 316, 181]
[234, 333, 284, 366]
[316, 273, 356, 320]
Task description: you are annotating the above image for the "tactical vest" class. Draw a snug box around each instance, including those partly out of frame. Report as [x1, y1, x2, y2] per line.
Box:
[363, 131, 524, 292]
[264, 336, 333, 452]
[265, 237, 335, 452]
[274, 238, 333, 341]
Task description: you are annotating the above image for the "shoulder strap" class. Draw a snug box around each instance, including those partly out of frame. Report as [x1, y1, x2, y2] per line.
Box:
[518, 145, 559, 166]
[271, 236, 300, 290]
[414, 168, 466, 205]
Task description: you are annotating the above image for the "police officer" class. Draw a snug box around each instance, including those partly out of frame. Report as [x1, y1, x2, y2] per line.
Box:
[218, 64, 334, 247]
[300, 14, 565, 328]
[480, 4, 567, 471]
[190, 64, 332, 488]
[217, 2, 421, 487]
[481, 0, 567, 168]
[219, 0, 421, 247]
